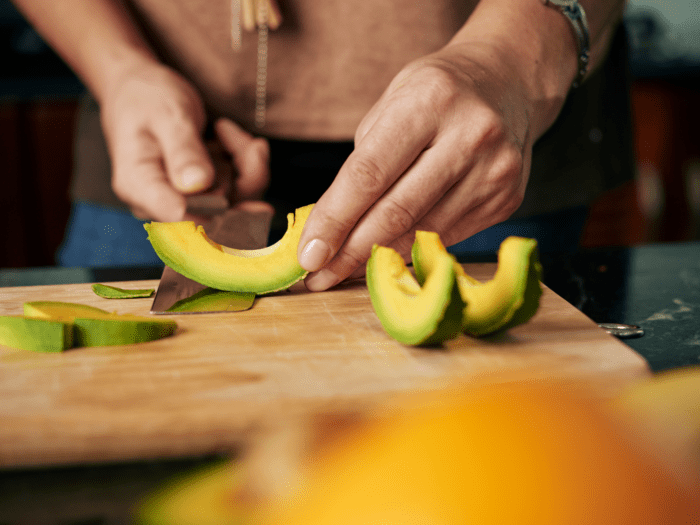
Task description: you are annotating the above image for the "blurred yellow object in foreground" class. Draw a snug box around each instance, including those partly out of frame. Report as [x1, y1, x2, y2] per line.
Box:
[139, 373, 700, 524]
[255, 377, 699, 525]
[611, 365, 700, 485]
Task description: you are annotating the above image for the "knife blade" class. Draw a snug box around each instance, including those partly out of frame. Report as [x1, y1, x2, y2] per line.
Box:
[150, 205, 273, 314]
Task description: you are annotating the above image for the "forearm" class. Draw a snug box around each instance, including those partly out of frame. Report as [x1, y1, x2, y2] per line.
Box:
[10, 0, 159, 104]
[447, 0, 626, 139]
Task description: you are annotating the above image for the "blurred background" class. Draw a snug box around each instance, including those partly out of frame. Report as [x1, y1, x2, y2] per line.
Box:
[0, 0, 699, 268]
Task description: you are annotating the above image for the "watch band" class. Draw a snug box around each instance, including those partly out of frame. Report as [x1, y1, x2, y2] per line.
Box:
[542, 0, 590, 88]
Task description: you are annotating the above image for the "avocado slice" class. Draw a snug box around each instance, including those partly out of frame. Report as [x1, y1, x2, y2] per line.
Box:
[92, 283, 155, 299]
[366, 232, 465, 346]
[414, 235, 542, 337]
[165, 288, 256, 313]
[24, 301, 177, 347]
[0, 316, 73, 352]
[144, 204, 314, 294]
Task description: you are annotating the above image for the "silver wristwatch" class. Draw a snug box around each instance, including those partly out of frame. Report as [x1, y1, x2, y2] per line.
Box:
[542, 0, 590, 88]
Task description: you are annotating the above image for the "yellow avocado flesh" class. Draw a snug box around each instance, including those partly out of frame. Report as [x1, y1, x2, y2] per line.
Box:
[24, 301, 176, 347]
[144, 204, 313, 294]
[413, 234, 542, 336]
[24, 301, 108, 320]
[456, 236, 542, 336]
[366, 236, 464, 346]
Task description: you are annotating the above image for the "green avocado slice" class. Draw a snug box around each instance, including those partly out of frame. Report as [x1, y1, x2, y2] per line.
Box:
[0, 316, 73, 352]
[92, 283, 155, 299]
[165, 288, 256, 313]
[144, 204, 313, 294]
[366, 233, 465, 346]
[24, 301, 177, 347]
[413, 235, 542, 337]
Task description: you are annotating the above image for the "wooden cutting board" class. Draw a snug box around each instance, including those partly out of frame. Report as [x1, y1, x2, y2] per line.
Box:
[0, 264, 650, 467]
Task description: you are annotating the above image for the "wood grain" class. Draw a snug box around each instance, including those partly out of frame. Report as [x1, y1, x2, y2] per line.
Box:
[0, 264, 650, 467]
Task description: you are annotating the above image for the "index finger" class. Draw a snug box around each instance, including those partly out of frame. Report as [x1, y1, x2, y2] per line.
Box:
[297, 109, 436, 272]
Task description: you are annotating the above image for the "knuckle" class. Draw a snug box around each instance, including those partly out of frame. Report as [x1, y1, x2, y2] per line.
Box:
[476, 110, 509, 148]
[499, 193, 523, 220]
[491, 183, 525, 222]
[326, 211, 354, 233]
[334, 246, 370, 274]
[414, 215, 440, 236]
[476, 140, 524, 196]
[414, 63, 460, 101]
[493, 144, 524, 186]
[347, 155, 392, 195]
[376, 199, 418, 237]
[404, 66, 460, 120]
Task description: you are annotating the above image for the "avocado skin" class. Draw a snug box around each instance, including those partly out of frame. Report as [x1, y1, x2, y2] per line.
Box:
[0, 316, 73, 352]
[485, 241, 542, 335]
[72, 318, 176, 347]
[366, 234, 465, 347]
[419, 275, 466, 346]
[24, 301, 177, 347]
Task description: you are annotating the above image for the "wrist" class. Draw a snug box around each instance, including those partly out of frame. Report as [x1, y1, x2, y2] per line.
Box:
[93, 46, 161, 106]
[448, 0, 581, 139]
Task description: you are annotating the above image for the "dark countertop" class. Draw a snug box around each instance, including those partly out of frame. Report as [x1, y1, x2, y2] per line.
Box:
[537, 242, 700, 372]
[1, 242, 699, 524]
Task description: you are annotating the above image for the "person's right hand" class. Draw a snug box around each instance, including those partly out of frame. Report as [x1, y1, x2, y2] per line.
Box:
[100, 61, 269, 222]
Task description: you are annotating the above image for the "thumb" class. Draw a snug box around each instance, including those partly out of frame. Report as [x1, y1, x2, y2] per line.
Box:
[151, 114, 216, 195]
[215, 118, 270, 200]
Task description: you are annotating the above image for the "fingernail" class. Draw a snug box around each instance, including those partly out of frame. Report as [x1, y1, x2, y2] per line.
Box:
[305, 269, 340, 292]
[178, 166, 208, 192]
[299, 239, 331, 272]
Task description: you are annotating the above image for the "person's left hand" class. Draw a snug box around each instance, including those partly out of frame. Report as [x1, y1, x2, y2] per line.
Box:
[297, 43, 539, 291]
[191, 117, 270, 214]
[189, 117, 271, 228]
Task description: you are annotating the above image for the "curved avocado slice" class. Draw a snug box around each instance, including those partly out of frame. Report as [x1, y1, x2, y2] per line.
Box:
[414, 235, 542, 337]
[144, 204, 313, 294]
[24, 301, 176, 347]
[0, 316, 73, 352]
[455, 237, 542, 336]
[366, 233, 465, 346]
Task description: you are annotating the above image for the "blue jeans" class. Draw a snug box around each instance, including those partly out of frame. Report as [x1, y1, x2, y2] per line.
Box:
[56, 201, 587, 268]
[57, 202, 163, 267]
[447, 205, 588, 259]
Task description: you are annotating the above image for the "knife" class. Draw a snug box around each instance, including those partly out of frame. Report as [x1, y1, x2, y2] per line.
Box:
[150, 204, 274, 314]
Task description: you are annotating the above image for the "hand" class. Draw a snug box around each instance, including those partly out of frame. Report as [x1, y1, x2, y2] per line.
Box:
[100, 62, 269, 222]
[203, 118, 271, 209]
[298, 43, 537, 291]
